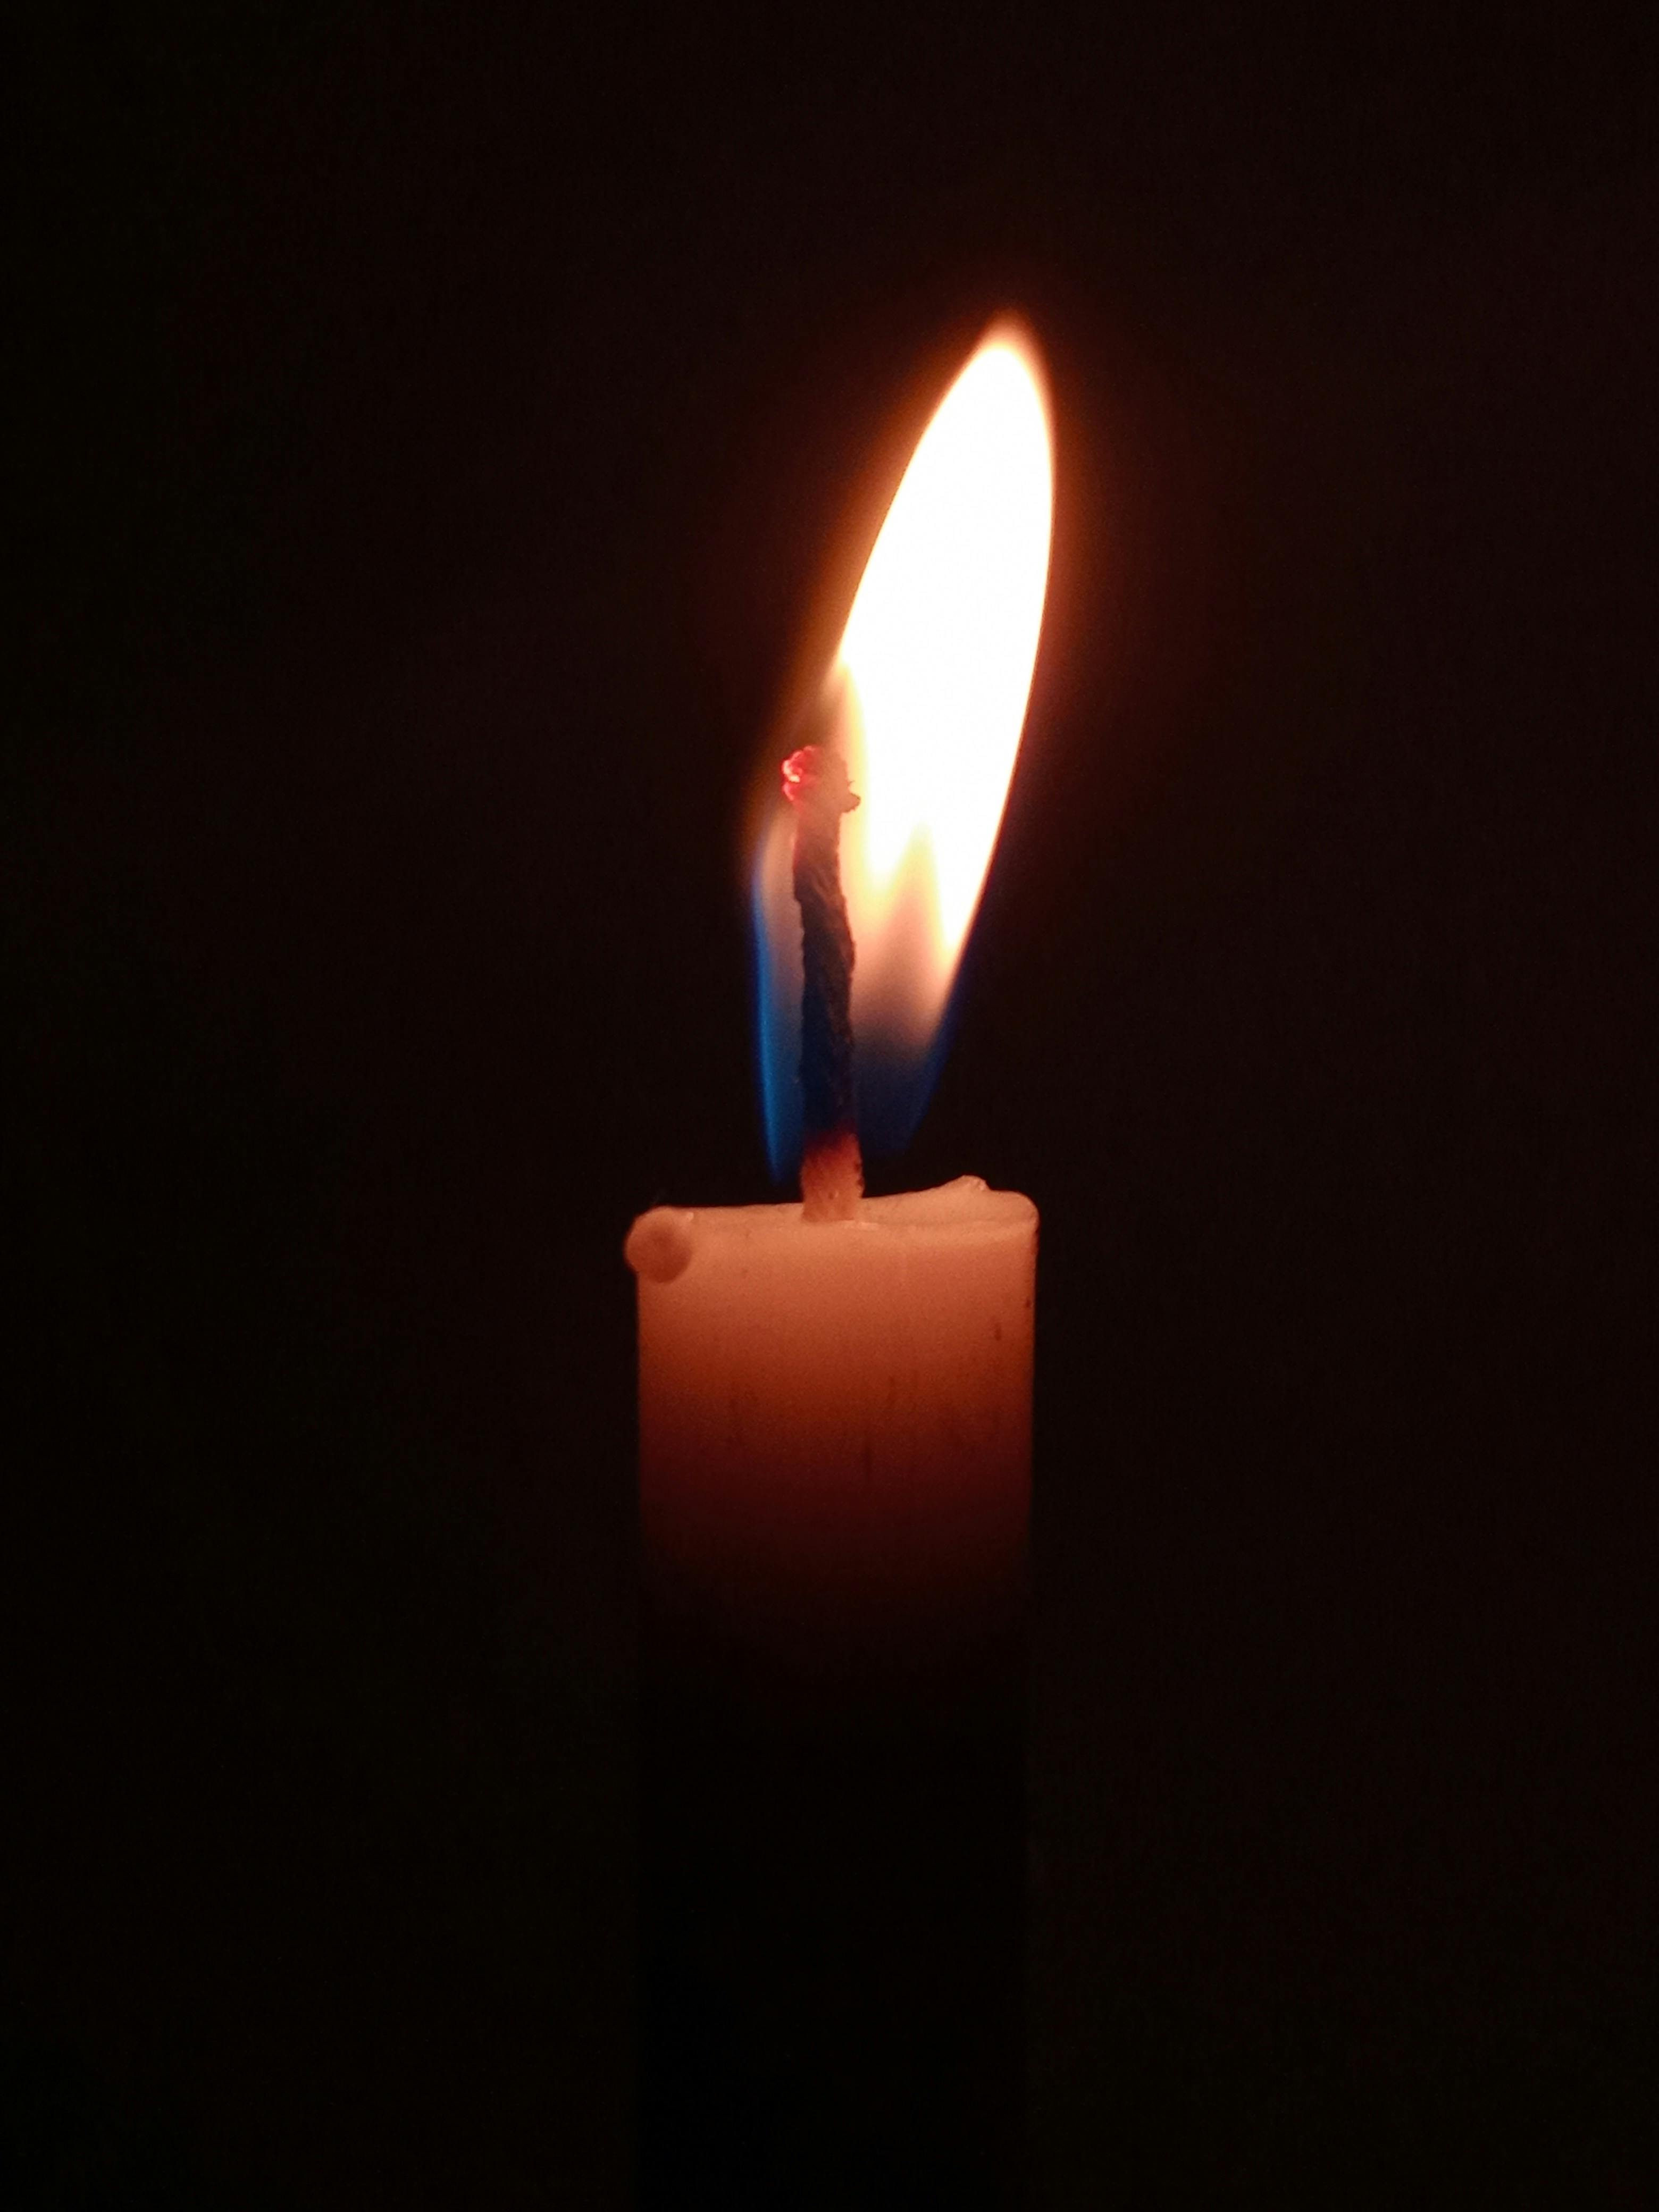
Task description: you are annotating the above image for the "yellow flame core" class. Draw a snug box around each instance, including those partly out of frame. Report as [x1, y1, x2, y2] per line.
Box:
[837, 332, 1053, 1039]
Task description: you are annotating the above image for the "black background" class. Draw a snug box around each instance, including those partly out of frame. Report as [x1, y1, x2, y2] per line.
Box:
[8, 4, 1657, 2203]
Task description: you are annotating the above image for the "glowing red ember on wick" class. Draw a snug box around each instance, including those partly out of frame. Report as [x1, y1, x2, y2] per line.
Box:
[781, 737, 864, 1221]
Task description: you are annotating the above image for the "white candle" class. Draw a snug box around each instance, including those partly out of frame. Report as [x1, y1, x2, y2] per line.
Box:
[627, 1177, 1035, 1673]
[629, 324, 1053, 1680]
[631, 322, 1054, 2202]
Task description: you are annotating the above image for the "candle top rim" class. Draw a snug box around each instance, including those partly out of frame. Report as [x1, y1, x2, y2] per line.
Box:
[625, 1176, 1035, 1284]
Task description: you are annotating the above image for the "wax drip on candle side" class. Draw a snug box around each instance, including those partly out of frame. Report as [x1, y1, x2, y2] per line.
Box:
[624, 1206, 697, 1284]
[781, 739, 865, 1222]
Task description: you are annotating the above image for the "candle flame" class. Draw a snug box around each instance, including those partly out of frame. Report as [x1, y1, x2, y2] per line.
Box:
[753, 323, 1054, 1175]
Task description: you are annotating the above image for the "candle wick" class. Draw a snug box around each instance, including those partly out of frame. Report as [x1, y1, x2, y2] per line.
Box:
[781, 734, 864, 1221]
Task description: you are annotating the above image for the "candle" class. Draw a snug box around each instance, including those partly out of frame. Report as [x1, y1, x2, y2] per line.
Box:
[630, 326, 1053, 2206]
[628, 1176, 1036, 1676]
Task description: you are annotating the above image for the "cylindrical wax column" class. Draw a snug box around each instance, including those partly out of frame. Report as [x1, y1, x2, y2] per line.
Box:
[627, 1177, 1036, 2209]
[631, 1176, 1034, 1675]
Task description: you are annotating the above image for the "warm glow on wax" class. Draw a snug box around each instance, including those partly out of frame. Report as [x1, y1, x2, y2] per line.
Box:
[837, 331, 1054, 983]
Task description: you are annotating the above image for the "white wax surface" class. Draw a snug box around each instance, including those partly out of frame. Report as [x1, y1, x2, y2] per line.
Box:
[627, 1178, 1035, 1657]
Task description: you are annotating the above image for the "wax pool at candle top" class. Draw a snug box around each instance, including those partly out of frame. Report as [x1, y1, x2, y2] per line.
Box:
[628, 1177, 1035, 1669]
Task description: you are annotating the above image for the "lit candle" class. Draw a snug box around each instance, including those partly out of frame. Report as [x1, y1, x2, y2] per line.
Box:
[630, 326, 1053, 2205]
[629, 326, 1051, 1674]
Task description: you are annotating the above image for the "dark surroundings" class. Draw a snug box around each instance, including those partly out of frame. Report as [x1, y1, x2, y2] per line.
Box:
[7, 3, 1657, 2203]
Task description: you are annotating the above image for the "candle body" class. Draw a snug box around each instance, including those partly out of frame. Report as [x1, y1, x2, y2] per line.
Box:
[629, 1177, 1036, 2206]
[630, 1176, 1035, 1686]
